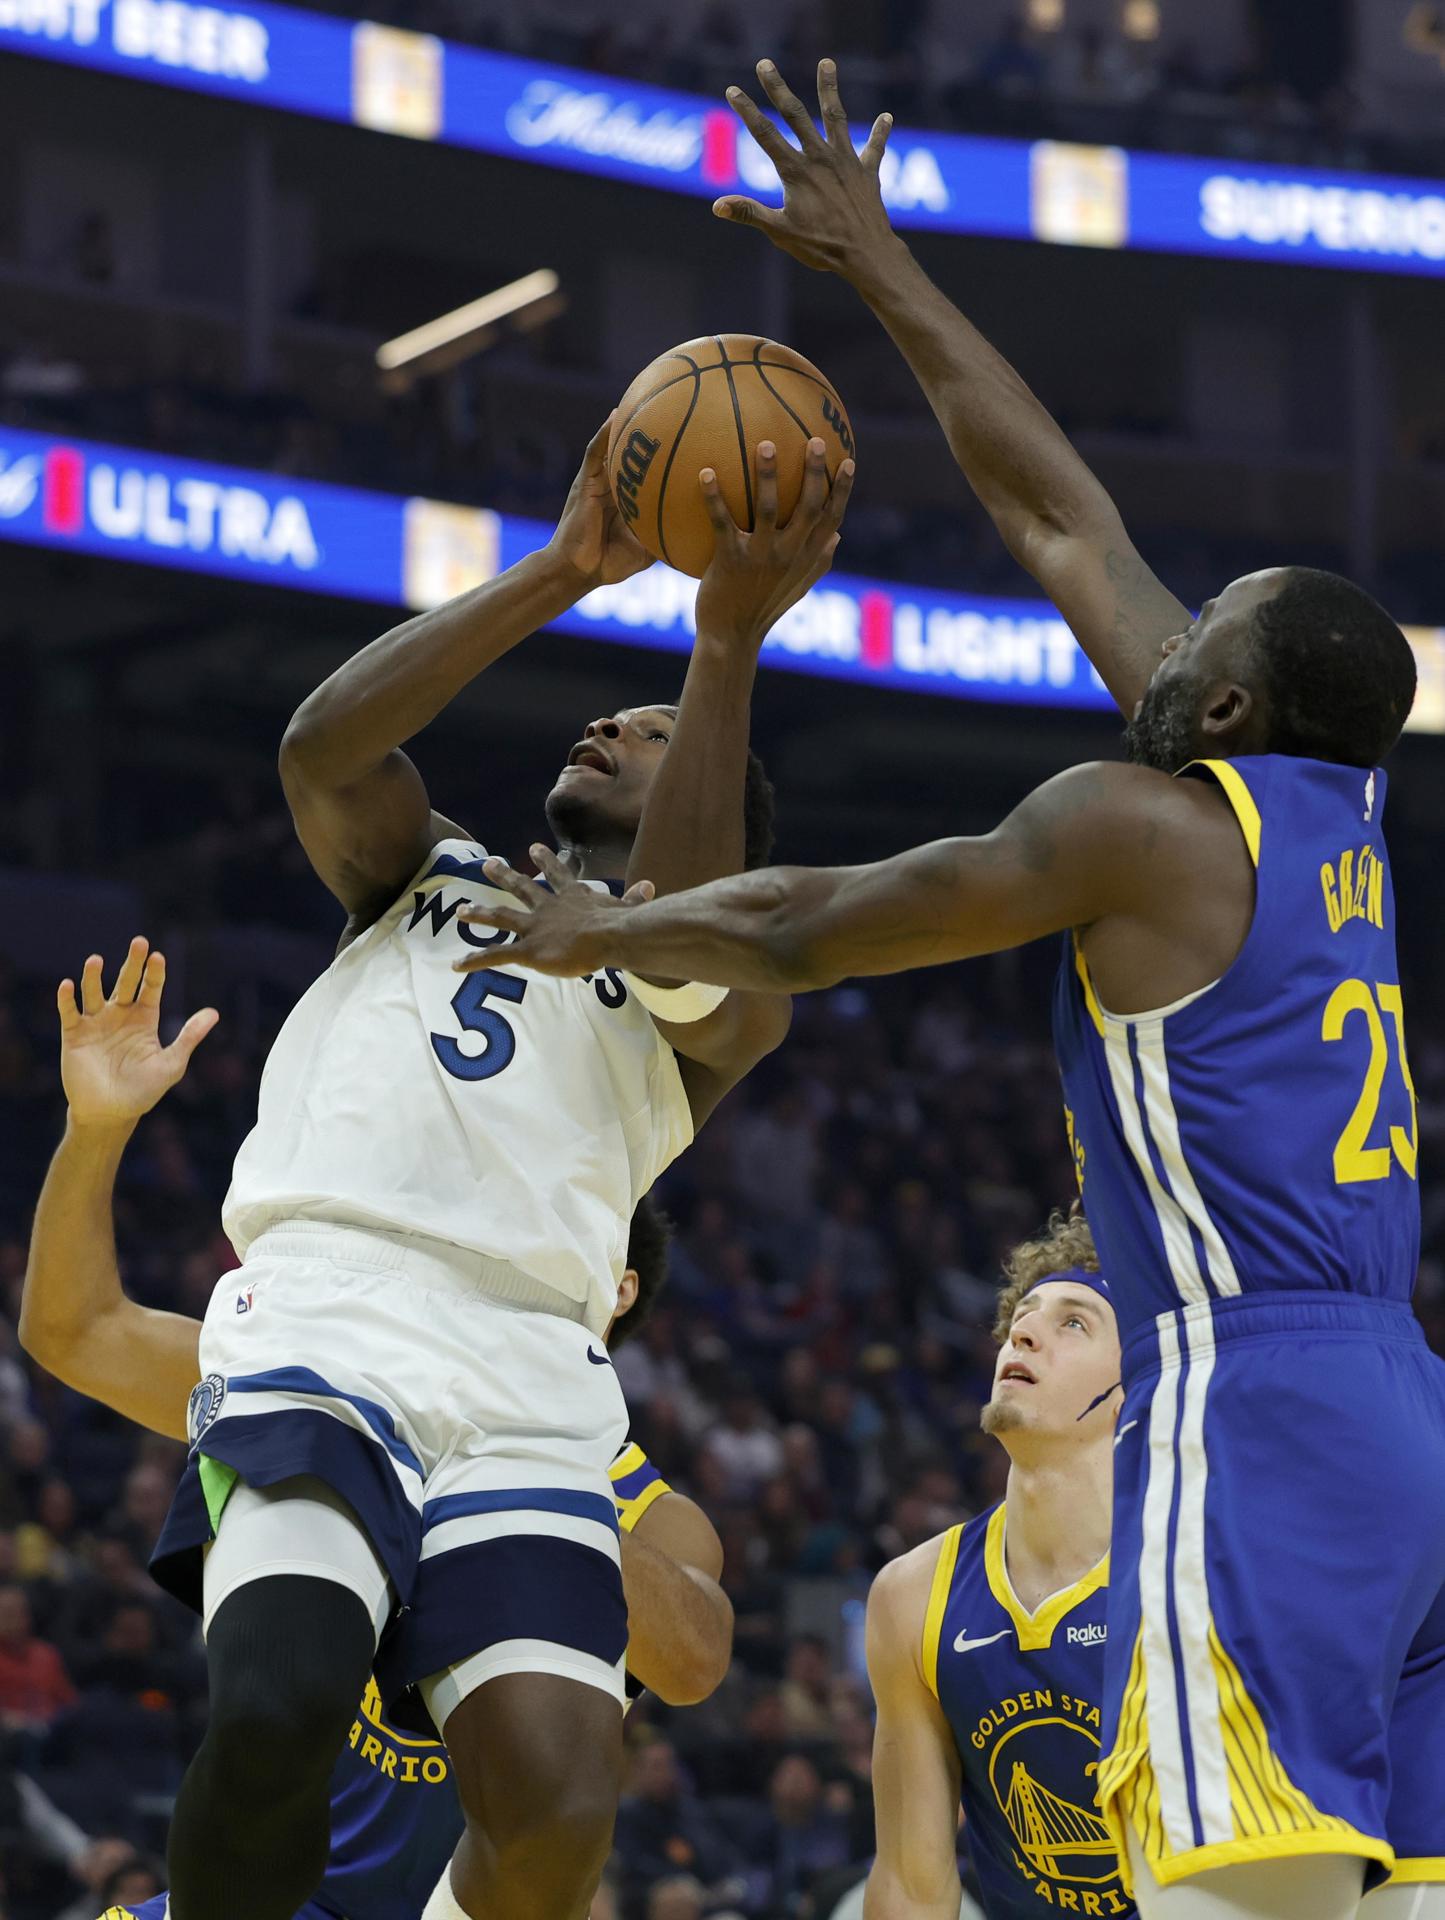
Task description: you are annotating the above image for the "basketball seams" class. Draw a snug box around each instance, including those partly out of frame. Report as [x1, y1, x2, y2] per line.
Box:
[750, 346, 816, 454]
[651, 363, 704, 571]
[715, 335, 755, 532]
[611, 358, 702, 448]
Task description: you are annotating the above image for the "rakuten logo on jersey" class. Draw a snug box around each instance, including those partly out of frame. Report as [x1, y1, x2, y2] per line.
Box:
[34, 445, 320, 569]
[504, 79, 705, 173]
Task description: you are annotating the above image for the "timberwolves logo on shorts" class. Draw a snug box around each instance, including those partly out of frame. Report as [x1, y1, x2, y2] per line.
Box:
[974, 1689, 1128, 1909]
[187, 1371, 227, 1446]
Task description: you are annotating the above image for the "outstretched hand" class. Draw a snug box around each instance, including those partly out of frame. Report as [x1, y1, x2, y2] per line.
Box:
[547, 415, 654, 591]
[455, 846, 654, 978]
[695, 436, 853, 647]
[58, 938, 218, 1129]
[714, 58, 897, 277]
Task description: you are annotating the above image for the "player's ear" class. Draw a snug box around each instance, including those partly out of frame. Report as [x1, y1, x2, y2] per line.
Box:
[1201, 679, 1254, 742]
[615, 1267, 640, 1318]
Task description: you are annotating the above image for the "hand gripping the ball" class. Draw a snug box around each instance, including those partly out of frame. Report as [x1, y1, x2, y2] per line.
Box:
[714, 58, 897, 279]
[695, 436, 854, 650]
[546, 415, 654, 592]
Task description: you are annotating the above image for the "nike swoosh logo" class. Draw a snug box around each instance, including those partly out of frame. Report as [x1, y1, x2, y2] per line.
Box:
[1114, 1419, 1140, 1447]
[586, 1346, 612, 1367]
[953, 1628, 1013, 1654]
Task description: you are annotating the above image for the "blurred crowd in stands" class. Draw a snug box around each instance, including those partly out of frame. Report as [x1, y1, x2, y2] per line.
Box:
[1, 834, 1443, 1915]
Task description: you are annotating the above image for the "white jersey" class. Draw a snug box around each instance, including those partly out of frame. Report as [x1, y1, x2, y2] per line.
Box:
[223, 838, 694, 1331]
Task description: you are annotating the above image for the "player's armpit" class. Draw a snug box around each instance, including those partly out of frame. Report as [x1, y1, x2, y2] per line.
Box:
[658, 989, 792, 1128]
[864, 1550, 965, 1920]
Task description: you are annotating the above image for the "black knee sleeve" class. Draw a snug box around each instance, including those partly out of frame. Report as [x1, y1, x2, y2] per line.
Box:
[167, 1576, 377, 1920]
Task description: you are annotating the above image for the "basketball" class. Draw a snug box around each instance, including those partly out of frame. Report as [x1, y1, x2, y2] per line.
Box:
[607, 334, 855, 578]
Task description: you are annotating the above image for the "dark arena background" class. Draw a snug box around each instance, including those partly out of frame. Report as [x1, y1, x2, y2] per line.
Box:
[2, 1, 1445, 1916]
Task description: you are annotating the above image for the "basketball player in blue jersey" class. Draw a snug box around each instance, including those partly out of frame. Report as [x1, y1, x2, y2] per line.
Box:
[457, 62, 1445, 1920]
[21, 944, 734, 1920]
[866, 1212, 1129, 1920]
[117, 423, 849, 1920]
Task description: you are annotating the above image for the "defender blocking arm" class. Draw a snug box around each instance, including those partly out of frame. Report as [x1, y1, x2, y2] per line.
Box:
[461, 761, 1186, 995]
[863, 1549, 966, 1920]
[21, 941, 213, 1442]
[715, 59, 1190, 713]
[281, 420, 652, 924]
[623, 1493, 734, 1706]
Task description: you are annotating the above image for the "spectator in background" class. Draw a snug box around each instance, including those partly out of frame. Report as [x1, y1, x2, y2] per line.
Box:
[0, 1583, 75, 1732]
[778, 1634, 835, 1741]
[735, 1752, 853, 1915]
[702, 1381, 786, 1504]
[646, 1875, 707, 1920]
[612, 1739, 742, 1908]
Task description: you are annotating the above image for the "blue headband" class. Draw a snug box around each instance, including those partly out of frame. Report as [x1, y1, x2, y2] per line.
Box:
[1016, 1267, 1120, 1420]
[1021, 1265, 1114, 1307]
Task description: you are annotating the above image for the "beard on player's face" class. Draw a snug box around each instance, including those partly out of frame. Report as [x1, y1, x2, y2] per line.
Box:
[1122, 668, 1205, 774]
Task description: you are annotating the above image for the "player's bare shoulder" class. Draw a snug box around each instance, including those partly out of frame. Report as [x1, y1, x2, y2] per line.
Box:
[866, 1532, 954, 1688]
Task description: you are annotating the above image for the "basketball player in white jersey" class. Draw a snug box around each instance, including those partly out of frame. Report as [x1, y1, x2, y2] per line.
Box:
[142, 421, 852, 1920]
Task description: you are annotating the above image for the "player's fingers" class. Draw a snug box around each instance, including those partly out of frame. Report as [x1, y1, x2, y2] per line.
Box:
[137, 949, 167, 1010]
[57, 979, 80, 1034]
[698, 467, 740, 540]
[792, 438, 829, 525]
[453, 923, 530, 969]
[712, 196, 789, 237]
[817, 58, 851, 148]
[826, 456, 857, 529]
[110, 935, 149, 1006]
[168, 1006, 219, 1068]
[723, 86, 795, 168]
[80, 955, 105, 1017]
[754, 443, 778, 531]
[530, 843, 581, 893]
[860, 111, 894, 172]
[756, 59, 825, 152]
[479, 856, 547, 906]
[621, 880, 656, 907]
[583, 413, 615, 465]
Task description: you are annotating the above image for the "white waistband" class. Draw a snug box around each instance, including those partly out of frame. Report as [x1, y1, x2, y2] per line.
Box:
[243, 1219, 586, 1323]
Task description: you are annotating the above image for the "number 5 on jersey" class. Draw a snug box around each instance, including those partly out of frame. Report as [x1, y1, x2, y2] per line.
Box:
[433, 971, 528, 1081]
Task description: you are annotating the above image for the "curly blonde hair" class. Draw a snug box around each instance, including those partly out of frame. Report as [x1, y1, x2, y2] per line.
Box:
[992, 1208, 1099, 1344]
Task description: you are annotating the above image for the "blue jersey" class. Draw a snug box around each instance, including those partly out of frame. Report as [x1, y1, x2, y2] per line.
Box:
[1054, 756, 1420, 1340]
[106, 1443, 673, 1920]
[924, 1503, 1131, 1919]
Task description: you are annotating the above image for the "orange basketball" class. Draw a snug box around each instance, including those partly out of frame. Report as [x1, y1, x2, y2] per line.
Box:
[607, 334, 855, 579]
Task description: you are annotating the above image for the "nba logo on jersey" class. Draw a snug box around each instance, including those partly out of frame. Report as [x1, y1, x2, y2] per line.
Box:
[1364, 770, 1376, 822]
[235, 1284, 255, 1315]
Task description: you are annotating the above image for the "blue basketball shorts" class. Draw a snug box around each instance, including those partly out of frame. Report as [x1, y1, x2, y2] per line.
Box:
[1098, 1291, 1445, 1894]
[150, 1222, 631, 1721]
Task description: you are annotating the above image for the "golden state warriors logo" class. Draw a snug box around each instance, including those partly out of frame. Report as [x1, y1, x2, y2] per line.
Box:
[350, 1677, 450, 1786]
[971, 1690, 1129, 1913]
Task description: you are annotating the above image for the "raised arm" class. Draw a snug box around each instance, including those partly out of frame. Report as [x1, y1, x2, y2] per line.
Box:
[714, 58, 1191, 713]
[863, 1546, 965, 1920]
[619, 437, 850, 1116]
[280, 420, 651, 927]
[20, 940, 215, 1442]
[458, 759, 1198, 996]
[622, 1490, 734, 1706]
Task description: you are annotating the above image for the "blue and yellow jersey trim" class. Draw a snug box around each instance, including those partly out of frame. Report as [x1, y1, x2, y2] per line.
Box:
[921, 1523, 963, 1697]
[983, 1505, 1110, 1652]
[609, 1441, 672, 1534]
[1186, 758, 1262, 867]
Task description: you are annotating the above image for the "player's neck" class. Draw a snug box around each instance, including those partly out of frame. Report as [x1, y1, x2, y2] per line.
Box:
[1001, 1444, 1112, 1609]
[559, 836, 633, 885]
